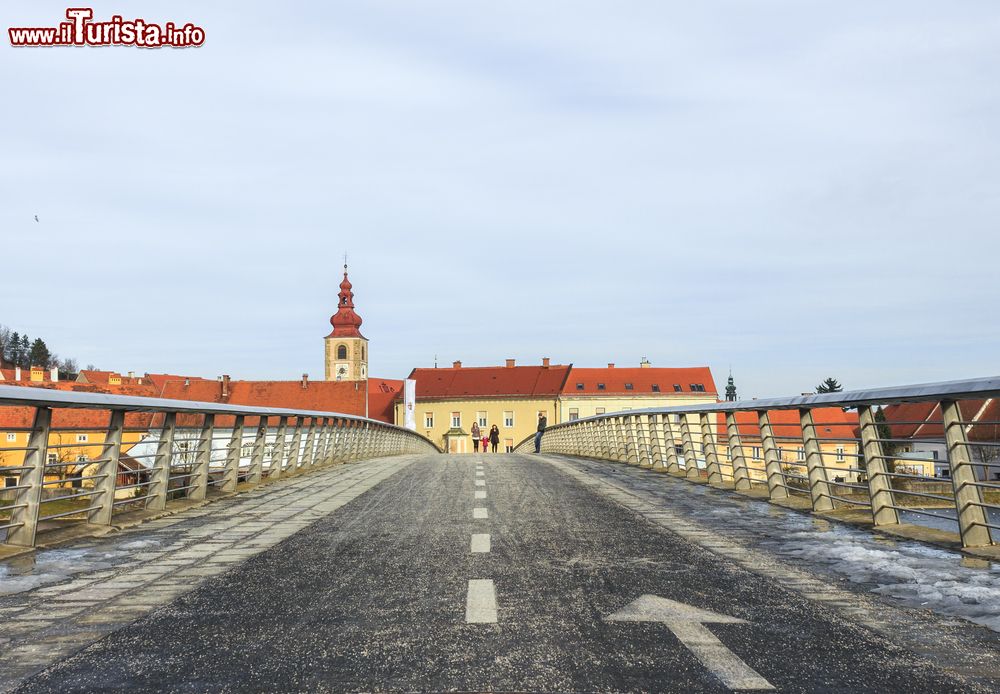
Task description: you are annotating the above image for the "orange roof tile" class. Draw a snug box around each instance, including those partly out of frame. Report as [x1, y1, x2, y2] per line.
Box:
[565, 367, 716, 395]
[403, 365, 572, 400]
[367, 379, 403, 424]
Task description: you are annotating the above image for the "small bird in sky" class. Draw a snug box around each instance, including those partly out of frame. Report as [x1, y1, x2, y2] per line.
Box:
[34, 215, 39, 222]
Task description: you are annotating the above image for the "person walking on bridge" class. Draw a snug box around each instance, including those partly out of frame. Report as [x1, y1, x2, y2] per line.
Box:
[489, 424, 500, 453]
[535, 411, 547, 453]
[471, 421, 481, 452]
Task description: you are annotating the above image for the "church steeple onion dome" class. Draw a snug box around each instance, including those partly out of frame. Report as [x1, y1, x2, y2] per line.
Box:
[327, 265, 365, 338]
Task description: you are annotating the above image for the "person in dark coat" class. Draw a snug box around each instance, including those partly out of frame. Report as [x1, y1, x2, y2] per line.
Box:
[489, 424, 500, 453]
[471, 422, 481, 452]
[535, 412, 547, 452]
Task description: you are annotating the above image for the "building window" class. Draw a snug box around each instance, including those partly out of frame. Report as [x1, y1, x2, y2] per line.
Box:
[76, 434, 88, 443]
[576, 383, 584, 390]
[569, 408, 579, 421]
[624, 383, 633, 390]
[503, 411, 514, 428]
[595, 407, 605, 415]
[47, 453, 57, 465]
[424, 413, 434, 428]
[752, 447, 761, 459]
[4, 477, 15, 488]
[451, 412, 461, 428]
[5, 433, 15, 442]
[361, 346, 365, 360]
[337, 344, 348, 359]
[796, 447, 805, 461]
[674, 384, 683, 392]
[597, 383, 606, 390]
[241, 443, 254, 458]
[622, 407, 632, 411]
[836, 446, 845, 462]
[651, 384, 660, 392]
[477, 411, 487, 427]
[76, 455, 88, 463]
[675, 445, 684, 456]
[505, 439, 514, 453]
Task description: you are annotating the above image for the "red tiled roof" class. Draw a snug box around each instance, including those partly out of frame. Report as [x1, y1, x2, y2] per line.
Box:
[880, 399, 1000, 441]
[143, 373, 210, 393]
[156, 378, 367, 427]
[715, 408, 859, 443]
[367, 379, 403, 424]
[402, 365, 572, 399]
[564, 367, 716, 395]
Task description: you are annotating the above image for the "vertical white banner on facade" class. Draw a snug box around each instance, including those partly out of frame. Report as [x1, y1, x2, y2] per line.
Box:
[404, 379, 416, 430]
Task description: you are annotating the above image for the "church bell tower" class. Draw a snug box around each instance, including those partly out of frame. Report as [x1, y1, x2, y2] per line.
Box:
[324, 265, 369, 382]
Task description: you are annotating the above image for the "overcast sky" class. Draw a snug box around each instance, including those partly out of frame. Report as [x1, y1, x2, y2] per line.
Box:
[2, 1, 998, 399]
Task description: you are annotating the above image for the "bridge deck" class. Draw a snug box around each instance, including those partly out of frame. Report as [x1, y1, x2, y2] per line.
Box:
[1, 453, 999, 692]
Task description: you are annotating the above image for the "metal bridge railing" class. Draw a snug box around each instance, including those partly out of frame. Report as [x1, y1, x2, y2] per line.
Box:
[0, 385, 440, 548]
[515, 376, 1000, 550]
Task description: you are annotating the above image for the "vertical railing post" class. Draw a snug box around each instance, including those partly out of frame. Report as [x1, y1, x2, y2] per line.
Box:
[89, 410, 125, 526]
[680, 416, 700, 479]
[585, 421, 597, 458]
[942, 400, 993, 548]
[700, 413, 723, 486]
[318, 418, 333, 465]
[248, 416, 267, 485]
[635, 415, 651, 467]
[7, 406, 52, 547]
[801, 408, 835, 512]
[648, 415, 664, 470]
[759, 411, 789, 500]
[346, 421, 359, 461]
[285, 418, 303, 474]
[148, 412, 175, 511]
[302, 417, 317, 470]
[221, 415, 244, 493]
[615, 417, 628, 462]
[726, 413, 752, 491]
[188, 414, 214, 501]
[663, 415, 682, 476]
[625, 416, 640, 465]
[269, 416, 288, 479]
[858, 406, 899, 526]
[598, 419, 611, 459]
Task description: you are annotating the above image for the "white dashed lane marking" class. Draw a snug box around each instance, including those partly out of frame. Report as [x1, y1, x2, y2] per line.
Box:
[473, 507, 488, 519]
[466, 579, 498, 623]
[475, 480, 485, 487]
[475, 490, 487, 499]
[471, 534, 491, 553]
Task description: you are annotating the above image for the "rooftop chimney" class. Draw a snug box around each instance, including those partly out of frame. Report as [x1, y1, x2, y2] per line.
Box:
[640, 357, 651, 368]
[607, 363, 615, 369]
[453, 360, 462, 369]
[50, 367, 59, 382]
[184, 378, 190, 387]
[542, 357, 550, 367]
[301, 373, 309, 389]
[221, 374, 231, 398]
[14, 367, 21, 381]
[127, 371, 135, 379]
[505, 359, 516, 368]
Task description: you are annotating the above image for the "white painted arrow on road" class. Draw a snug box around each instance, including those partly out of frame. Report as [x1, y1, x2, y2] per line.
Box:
[604, 595, 774, 691]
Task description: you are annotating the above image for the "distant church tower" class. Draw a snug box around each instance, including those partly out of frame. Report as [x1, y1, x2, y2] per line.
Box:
[725, 371, 738, 402]
[324, 265, 368, 382]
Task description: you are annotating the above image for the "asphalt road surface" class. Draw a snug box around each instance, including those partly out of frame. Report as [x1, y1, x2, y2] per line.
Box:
[7, 453, 1000, 693]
